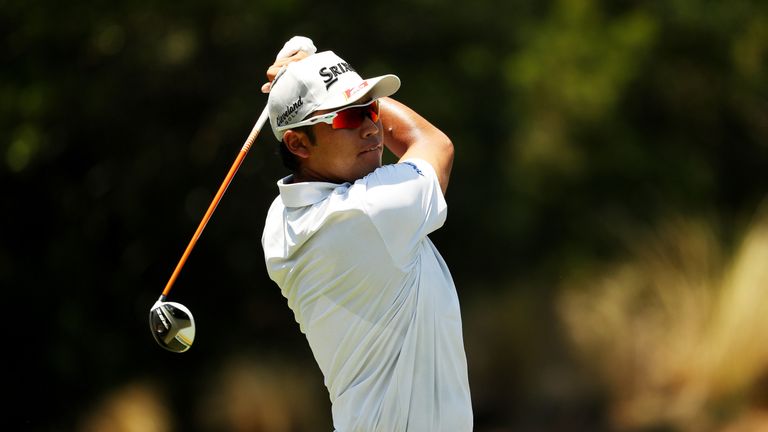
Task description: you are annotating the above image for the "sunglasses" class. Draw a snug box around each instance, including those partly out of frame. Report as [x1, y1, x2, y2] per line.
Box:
[277, 100, 380, 132]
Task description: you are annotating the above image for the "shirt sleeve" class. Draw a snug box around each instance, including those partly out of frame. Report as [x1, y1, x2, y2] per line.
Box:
[356, 158, 448, 267]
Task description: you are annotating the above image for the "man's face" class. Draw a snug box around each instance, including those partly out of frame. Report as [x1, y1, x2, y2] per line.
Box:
[299, 102, 384, 183]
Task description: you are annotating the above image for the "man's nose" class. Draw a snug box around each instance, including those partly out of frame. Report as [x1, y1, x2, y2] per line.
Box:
[360, 115, 379, 138]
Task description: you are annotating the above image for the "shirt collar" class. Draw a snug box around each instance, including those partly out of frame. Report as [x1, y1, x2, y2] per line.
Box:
[277, 175, 345, 208]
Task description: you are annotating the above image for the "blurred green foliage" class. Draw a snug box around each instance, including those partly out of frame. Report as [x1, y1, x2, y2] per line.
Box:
[2, 0, 767, 430]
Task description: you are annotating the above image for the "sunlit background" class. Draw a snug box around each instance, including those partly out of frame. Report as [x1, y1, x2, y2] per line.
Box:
[3, 0, 768, 430]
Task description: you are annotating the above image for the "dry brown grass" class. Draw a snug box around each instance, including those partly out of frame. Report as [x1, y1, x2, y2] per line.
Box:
[558, 205, 768, 431]
[78, 381, 172, 432]
[77, 356, 329, 432]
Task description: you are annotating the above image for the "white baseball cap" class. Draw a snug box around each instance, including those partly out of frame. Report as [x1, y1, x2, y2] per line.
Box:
[267, 51, 401, 141]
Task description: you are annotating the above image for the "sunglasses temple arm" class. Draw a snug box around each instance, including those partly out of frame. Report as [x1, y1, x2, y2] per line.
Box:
[160, 106, 270, 299]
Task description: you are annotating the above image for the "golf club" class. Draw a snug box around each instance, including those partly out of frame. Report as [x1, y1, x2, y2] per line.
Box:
[149, 106, 269, 353]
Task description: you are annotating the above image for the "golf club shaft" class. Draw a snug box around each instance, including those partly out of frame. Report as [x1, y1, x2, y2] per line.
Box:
[161, 106, 270, 299]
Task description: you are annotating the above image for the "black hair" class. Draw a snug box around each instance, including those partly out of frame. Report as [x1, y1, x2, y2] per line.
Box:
[278, 125, 315, 172]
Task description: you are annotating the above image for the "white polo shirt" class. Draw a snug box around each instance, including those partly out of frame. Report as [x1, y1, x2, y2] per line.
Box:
[262, 158, 472, 432]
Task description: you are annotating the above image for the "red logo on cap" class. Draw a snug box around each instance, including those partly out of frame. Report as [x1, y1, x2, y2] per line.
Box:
[344, 81, 369, 100]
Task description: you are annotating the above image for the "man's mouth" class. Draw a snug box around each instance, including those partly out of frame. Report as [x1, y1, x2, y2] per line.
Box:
[360, 144, 382, 154]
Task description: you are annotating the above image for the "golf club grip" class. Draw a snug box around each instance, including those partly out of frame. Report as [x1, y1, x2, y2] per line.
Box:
[161, 106, 270, 298]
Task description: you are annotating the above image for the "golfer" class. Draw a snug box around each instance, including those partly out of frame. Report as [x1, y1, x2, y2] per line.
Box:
[261, 38, 473, 431]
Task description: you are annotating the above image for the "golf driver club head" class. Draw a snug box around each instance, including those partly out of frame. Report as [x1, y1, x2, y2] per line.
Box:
[149, 298, 196, 353]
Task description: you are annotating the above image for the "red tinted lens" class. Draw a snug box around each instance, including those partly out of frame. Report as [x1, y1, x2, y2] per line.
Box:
[331, 100, 380, 129]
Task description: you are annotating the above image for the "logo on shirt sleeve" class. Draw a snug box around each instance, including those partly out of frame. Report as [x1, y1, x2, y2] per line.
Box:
[402, 161, 424, 176]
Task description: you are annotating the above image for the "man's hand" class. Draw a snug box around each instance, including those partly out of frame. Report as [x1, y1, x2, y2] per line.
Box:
[261, 51, 312, 93]
[261, 36, 316, 93]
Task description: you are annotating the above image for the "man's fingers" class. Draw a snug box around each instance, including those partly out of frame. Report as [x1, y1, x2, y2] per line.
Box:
[276, 51, 310, 67]
[265, 64, 283, 81]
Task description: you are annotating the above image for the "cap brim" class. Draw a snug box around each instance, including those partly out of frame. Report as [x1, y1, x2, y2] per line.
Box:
[317, 74, 401, 111]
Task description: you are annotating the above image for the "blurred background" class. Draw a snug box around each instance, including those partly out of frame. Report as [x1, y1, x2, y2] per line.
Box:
[3, 0, 768, 430]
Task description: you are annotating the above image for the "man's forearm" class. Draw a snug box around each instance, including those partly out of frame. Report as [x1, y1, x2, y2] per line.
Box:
[379, 97, 454, 194]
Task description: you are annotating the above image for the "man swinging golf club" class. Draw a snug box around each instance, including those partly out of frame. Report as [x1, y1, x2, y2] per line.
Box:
[261, 37, 473, 431]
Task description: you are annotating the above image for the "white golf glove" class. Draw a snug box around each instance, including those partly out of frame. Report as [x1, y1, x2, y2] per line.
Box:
[275, 36, 317, 60]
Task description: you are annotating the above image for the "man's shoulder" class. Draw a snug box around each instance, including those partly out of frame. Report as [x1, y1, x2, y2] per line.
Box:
[365, 159, 433, 182]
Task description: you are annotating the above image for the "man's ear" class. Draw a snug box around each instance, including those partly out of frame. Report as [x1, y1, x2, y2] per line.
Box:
[283, 130, 312, 159]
